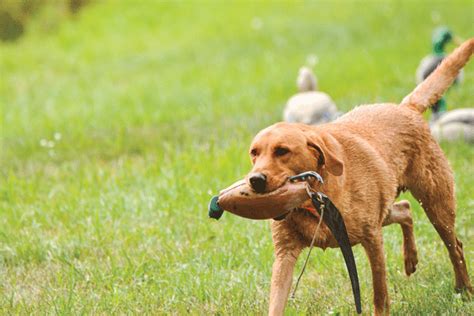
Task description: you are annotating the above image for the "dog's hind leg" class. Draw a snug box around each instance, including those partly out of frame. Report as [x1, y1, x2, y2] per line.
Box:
[408, 153, 473, 293]
[362, 232, 390, 315]
[383, 200, 418, 276]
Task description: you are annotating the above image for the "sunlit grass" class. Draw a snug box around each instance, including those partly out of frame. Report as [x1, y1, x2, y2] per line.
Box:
[0, 1, 473, 314]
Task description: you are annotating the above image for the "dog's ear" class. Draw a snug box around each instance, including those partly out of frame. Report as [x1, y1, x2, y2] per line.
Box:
[307, 133, 344, 176]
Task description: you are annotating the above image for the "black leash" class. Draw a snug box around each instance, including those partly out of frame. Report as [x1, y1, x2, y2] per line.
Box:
[309, 191, 362, 314]
[289, 172, 361, 314]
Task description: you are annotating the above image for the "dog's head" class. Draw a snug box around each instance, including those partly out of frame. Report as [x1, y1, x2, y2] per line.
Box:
[247, 122, 344, 193]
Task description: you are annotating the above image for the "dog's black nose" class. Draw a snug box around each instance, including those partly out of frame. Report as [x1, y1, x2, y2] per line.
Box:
[249, 173, 267, 193]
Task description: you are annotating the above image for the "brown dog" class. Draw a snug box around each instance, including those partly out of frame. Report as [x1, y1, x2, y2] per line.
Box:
[246, 39, 473, 315]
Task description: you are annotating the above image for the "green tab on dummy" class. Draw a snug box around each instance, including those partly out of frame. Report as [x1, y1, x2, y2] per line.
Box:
[208, 195, 224, 220]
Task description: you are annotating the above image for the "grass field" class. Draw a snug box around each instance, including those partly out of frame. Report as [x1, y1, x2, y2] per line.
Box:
[1, 1, 473, 314]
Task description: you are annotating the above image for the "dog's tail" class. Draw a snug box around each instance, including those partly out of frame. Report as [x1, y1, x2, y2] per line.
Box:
[400, 38, 474, 113]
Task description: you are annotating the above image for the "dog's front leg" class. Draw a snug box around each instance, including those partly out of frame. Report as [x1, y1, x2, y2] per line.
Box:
[269, 249, 301, 316]
[362, 232, 390, 315]
[269, 222, 303, 316]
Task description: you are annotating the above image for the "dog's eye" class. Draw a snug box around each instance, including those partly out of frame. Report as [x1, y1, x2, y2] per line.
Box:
[274, 147, 290, 157]
[250, 149, 258, 157]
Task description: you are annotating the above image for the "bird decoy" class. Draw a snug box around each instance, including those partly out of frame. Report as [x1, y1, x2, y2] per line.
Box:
[416, 26, 463, 120]
[283, 67, 339, 125]
[431, 108, 474, 143]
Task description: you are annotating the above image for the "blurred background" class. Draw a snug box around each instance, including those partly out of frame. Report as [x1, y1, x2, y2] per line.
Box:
[1, 0, 473, 314]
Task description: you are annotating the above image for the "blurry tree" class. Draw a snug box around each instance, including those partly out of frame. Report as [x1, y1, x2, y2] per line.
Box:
[0, 0, 91, 42]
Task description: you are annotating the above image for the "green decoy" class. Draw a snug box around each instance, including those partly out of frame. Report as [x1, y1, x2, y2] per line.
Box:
[416, 27, 464, 119]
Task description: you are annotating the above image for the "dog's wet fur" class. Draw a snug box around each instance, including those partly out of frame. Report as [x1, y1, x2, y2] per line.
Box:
[245, 39, 474, 315]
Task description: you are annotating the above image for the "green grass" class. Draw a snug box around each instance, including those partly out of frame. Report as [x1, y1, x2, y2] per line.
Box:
[1, 0, 473, 314]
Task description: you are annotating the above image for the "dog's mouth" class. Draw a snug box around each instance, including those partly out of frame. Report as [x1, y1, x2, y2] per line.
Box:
[271, 172, 324, 221]
[288, 171, 324, 184]
[273, 212, 289, 221]
[260, 171, 324, 194]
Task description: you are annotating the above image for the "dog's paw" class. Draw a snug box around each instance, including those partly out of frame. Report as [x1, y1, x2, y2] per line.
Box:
[404, 249, 418, 276]
[454, 285, 473, 301]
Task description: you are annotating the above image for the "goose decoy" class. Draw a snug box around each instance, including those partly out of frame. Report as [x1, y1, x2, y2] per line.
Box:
[416, 27, 464, 120]
[431, 108, 474, 143]
[283, 67, 339, 125]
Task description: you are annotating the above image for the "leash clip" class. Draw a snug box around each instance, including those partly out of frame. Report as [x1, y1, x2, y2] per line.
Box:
[289, 171, 324, 184]
[305, 185, 326, 212]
